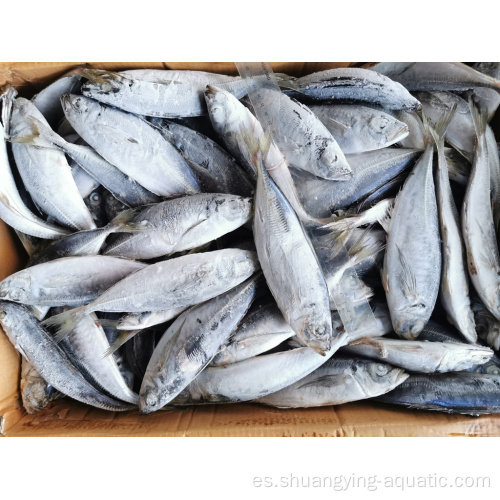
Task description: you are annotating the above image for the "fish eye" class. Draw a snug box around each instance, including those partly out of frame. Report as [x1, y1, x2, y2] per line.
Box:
[376, 364, 388, 375]
[370, 116, 389, 131]
[0, 311, 6, 319]
[486, 365, 500, 375]
[90, 192, 100, 203]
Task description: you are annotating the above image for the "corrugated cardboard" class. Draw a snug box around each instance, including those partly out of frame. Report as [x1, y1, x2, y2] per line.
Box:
[1, 62, 500, 437]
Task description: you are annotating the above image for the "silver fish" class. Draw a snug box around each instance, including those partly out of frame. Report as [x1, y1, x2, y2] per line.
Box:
[309, 104, 409, 154]
[342, 337, 492, 373]
[57, 311, 139, 404]
[0, 89, 69, 239]
[43, 249, 260, 340]
[103, 194, 253, 260]
[20, 358, 61, 414]
[0, 255, 147, 306]
[250, 133, 333, 355]
[255, 356, 408, 408]
[31, 69, 83, 127]
[415, 91, 475, 160]
[292, 148, 420, 218]
[287, 67, 421, 110]
[432, 111, 477, 343]
[172, 337, 347, 405]
[211, 302, 295, 366]
[150, 118, 254, 197]
[0, 301, 134, 411]
[61, 94, 200, 198]
[382, 140, 441, 339]
[81, 69, 250, 118]
[204, 85, 314, 224]
[462, 102, 500, 321]
[471, 295, 500, 351]
[10, 98, 96, 230]
[252, 88, 351, 180]
[139, 274, 260, 413]
[470, 62, 500, 121]
[371, 62, 500, 93]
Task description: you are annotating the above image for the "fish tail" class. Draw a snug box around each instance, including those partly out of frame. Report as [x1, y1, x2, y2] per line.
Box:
[106, 207, 145, 233]
[102, 329, 142, 358]
[41, 306, 88, 343]
[469, 96, 488, 140]
[429, 103, 457, 146]
[348, 225, 386, 265]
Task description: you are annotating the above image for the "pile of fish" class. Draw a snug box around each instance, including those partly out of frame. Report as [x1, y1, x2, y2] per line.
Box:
[1, 62, 500, 418]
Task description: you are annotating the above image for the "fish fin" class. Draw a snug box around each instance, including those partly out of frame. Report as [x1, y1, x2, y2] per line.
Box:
[106, 207, 145, 233]
[170, 218, 209, 252]
[396, 245, 418, 301]
[275, 74, 298, 91]
[102, 329, 142, 358]
[428, 103, 458, 146]
[42, 306, 87, 343]
[92, 123, 143, 147]
[81, 69, 124, 92]
[1, 84, 17, 133]
[297, 374, 347, 390]
[324, 116, 352, 136]
[321, 214, 359, 242]
[469, 96, 488, 140]
[349, 337, 388, 358]
[348, 225, 386, 265]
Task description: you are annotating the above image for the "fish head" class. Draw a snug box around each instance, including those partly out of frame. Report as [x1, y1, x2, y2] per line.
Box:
[215, 196, 253, 223]
[139, 381, 163, 415]
[315, 139, 352, 180]
[360, 361, 409, 395]
[204, 86, 236, 129]
[61, 94, 99, 126]
[220, 250, 259, 280]
[368, 113, 409, 145]
[301, 318, 334, 356]
[0, 272, 32, 303]
[393, 311, 427, 340]
[474, 309, 500, 347]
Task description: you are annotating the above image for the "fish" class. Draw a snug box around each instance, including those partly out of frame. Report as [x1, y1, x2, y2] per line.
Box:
[250, 88, 352, 180]
[291, 148, 420, 218]
[462, 101, 500, 321]
[117, 307, 188, 331]
[370, 62, 500, 93]
[28, 209, 141, 266]
[16, 116, 162, 208]
[43, 249, 260, 340]
[150, 118, 254, 197]
[470, 62, 500, 121]
[31, 69, 83, 127]
[103, 194, 253, 260]
[20, 358, 62, 413]
[52, 309, 139, 404]
[61, 94, 200, 198]
[210, 301, 295, 366]
[139, 274, 261, 413]
[0, 301, 135, 411]
[375, 372, 500, 416]
[81, 69, 251, 118]
[10, 98, 96, 230]
[171, 337, 348, 405]
[204, 85, 314, 224]
[431, 107, 477, 343]
[0, 255, 147, 307]
[415, 91, 475, 160]
[255, 356, 408, 408]
[285, 67, 421, 110]
[308, 104, 409, 154]
[249, 131, 333, 354]
[0, 88, 70, 239]
[471, 295, 500, 351]
[382, 123, 441, 339]
[341, 336, 493, 373]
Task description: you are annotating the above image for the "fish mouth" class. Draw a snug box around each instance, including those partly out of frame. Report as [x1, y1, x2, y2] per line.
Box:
[392, 123, 410, 142]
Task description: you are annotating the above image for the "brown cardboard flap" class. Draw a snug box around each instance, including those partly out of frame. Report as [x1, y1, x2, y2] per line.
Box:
[5, 399, 500, 437]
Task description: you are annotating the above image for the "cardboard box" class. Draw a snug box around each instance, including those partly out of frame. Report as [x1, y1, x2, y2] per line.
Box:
[1, 62, 500, 437]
